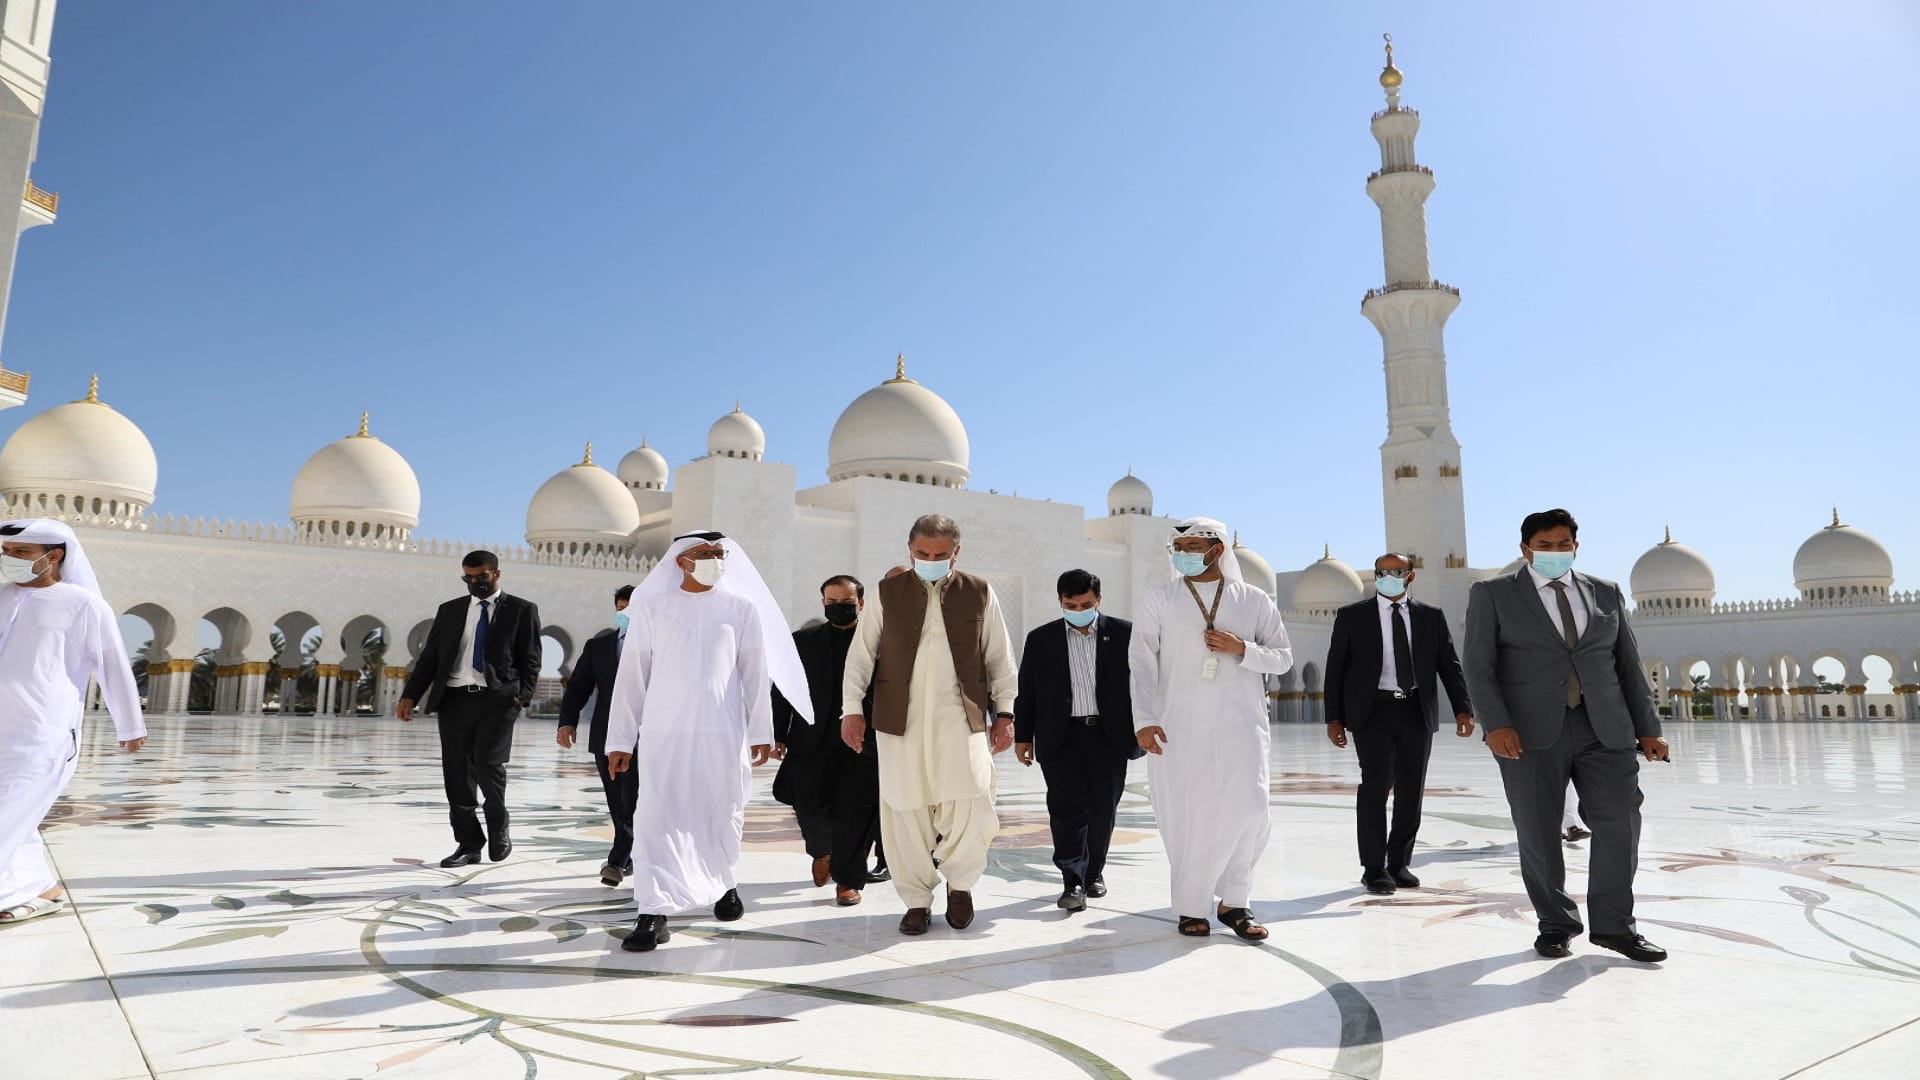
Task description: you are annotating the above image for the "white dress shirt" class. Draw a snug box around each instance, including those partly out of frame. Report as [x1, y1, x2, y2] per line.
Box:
[1374, 593, 1415, 692]
[1525, 563, 1588, 641]
[446, 590, 504, 688]
[1066, 619, 1099, 715]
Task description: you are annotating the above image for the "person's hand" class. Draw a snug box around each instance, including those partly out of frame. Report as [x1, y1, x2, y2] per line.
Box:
[1455, 713, 1475, 738]
[772, 742, 787, 761]
[1639, 735, 1671, 762]
[841, 714, 865, 754]
[1137, 726, 1168, 755]
[750, 744, 772, 767]
[556, 725, 576, 749]
[396, 698, 415, 723]
[1015, 741, 1034, 766]
[607, 751, 632, 775]
[989, 716, 1014, 754]
[1326, 722, 1348, 748]
[120, 737, 146, 753]
[1486, 727, 1522, 760]
[1203, 629, 1246, 655]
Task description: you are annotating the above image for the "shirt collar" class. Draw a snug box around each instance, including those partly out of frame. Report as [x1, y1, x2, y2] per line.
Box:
[1374, 591, 1408, 611]
[1524, 562, 1572, 591]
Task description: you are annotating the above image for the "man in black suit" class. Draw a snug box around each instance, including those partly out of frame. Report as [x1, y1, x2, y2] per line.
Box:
[1324, 552, 1473, 895]
[1014, 569, 1140, 913]
[557, 584, 638, 887]
[773, 575, 880, 906]
[398, 550, 542, 868]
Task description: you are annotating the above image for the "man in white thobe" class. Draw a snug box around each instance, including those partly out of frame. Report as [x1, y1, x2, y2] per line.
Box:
[606, 530, 810, 952]
[1133, 517, 1292, 941]
[0, 519, 146, 924]
[842, 514, 1018, 935]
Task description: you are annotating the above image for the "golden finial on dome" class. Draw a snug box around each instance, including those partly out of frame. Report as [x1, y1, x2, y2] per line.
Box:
[1233, 531, 1243, 548]
[79, 374, 100, 404]
[1662, 524, 1672, 545]
[1379, 32, 1403, 88]
[1323, 543, 1332, 559]
[581, 441, 595, 466]
[354, 411, 371, 438]
[885, 352, 916, 384]
[1829, 507, 1844, 529]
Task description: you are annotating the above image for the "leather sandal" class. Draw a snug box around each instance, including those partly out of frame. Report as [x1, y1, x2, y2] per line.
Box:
[1217, 905, 1268, 942]
[1177, 915, 1211, 937]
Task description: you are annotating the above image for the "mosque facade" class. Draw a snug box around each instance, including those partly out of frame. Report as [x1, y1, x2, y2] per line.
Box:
[0, 18, 1913, 722]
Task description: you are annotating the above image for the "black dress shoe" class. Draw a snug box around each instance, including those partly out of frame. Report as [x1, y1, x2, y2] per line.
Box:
[1361, 868, 1396, 895]
[487, 836, 512, 862]
[866, 867, 891, 884]
[1057, 886, 1087, 912]
[1563, 825, 1593, 842]
[621, 914, 670, 952]
[1590, 933, 1668, 963]
[1535, 931, 1573, 958]
[440, 848, 482, 868]
[714, 888, 744, 922]
[599, 863, 624, 887]
[1086, 877, 1107, 898]
[1388, 866, 1420, 888]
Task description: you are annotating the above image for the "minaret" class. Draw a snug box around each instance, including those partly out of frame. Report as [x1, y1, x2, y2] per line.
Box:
[0, 0, 59, 409]
[1360, 35, 1469, 575]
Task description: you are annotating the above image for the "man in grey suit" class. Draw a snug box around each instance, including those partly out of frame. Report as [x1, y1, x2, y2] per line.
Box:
[1463, 509, 1671, 963]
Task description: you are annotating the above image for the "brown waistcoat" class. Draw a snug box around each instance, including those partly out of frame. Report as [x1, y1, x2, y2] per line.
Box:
[871, 569, 992, 737]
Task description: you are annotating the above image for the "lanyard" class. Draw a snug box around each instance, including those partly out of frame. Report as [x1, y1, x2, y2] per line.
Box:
[1182, 577, 1225, 631]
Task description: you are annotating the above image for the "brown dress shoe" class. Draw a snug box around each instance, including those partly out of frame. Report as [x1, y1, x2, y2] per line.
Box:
[811, 855, 832, 888]
[836, 886, 862, 906]
[899, 907, 931, 935]
[945, 889, 975, 929]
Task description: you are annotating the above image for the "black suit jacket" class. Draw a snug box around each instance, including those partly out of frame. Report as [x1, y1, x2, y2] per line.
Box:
[557, 629, 620, 756]
[773, 622, 873, 758]
[1014, 615, 1140, 761]
[401, 592, 542, 714]
[1324, 596, 1470, 733]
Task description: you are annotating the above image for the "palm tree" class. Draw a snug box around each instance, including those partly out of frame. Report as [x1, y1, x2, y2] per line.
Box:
[188, 647, 219, 713]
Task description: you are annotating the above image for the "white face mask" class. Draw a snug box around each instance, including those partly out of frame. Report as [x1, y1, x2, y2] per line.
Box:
[690, 558, 727, 587]
[1, 554, 48, 585]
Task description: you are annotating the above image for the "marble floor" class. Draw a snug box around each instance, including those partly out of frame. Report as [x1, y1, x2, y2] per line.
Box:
[4, 717, 1918, 1080]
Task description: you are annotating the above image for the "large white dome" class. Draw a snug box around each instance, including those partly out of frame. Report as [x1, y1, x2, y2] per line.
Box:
[526, 444, 640, 556]
[1233, 535, 1278, 596]
[617, 438, 670, 491]
[0, 377, 158, 523]
[1291, 548, 1366, 614]
[708, 406, 766, 461]
[1108, 471, 1153, 515]
[1630, 528, 1715, 610]
[1794, 510, 1893, 604]
[289, 414, 421, 543]
[827, 357, 970, 488]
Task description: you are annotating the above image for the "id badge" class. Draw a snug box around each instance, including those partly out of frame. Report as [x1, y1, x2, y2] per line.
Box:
[1201, 656, 1220, 681]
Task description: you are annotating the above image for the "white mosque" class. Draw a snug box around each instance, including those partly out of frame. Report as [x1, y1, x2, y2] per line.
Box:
[0, 20, 1913, 723]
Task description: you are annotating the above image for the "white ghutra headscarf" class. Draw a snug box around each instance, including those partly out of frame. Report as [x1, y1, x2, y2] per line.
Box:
[0, 518, 103, 595]
[1169, 516, 1245, 583]
[637, 530, 814, 724]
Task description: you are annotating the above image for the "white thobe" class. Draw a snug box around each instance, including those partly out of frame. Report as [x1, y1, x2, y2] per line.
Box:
[841, 576, 1018, 909]
[0, 582, 145, 909]
[606, 588, 772, 915]
[1130, 577, 1292, 918]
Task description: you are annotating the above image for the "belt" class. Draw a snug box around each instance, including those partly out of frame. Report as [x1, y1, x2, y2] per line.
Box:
[451, 684, 491, 694]
[1071, 715, 1102, 725]
[1374, 689, 1418, 700]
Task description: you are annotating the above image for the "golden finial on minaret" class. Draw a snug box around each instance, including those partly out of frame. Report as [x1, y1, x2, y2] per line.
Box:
[886, 353, 916, 384]
[355, 411, 371, 437]
[1379, 32, 1403, 88]
[80, 374, 100, 404]
[581, 441, 595, 466]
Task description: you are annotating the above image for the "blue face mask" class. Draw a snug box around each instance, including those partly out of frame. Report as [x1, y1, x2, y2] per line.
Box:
[1062, 607, 1098, 628]
[913, 558, 952, 583]
[1375, 575, 1407, 598]
[1170, 551, 1209, 578]
[613, 612, 630, 633]
[1529, 551, 1576, 579]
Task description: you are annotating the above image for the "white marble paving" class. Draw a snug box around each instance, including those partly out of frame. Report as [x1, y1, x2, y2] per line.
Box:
[5, 716, 1918, 1079]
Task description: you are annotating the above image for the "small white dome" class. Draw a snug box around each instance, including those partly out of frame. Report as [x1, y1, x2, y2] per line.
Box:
[1108, 471, 1153, 515]
[708, 405, 766, 461]
[617, 438, 670, 491]
[1630, 528, 1715, 609]
[526, 444, 640, 555]
[1291, 548, 1367, 613]
[289, 414, 421, 542]
[0, 377, 158, 522]
[827, 356, 970, 488]
[1233, 536, 1278, 596]
[1794, 510, 1893, 603]
[1498, 557, 1528, 576]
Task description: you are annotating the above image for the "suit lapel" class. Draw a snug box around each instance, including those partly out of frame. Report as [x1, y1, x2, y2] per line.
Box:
[1510, 570, 1564, 643]
[1573, 572, 1603, 645]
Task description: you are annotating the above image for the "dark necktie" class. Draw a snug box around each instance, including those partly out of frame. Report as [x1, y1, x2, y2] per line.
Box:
[472, 599, 491, 675]
[1390, 602, 1415, 693]
[1548, 581, 1582, 707]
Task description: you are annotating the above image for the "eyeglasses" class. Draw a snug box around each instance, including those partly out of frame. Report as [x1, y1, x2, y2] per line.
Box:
[459, 573, 495, 584]
[681, 550, 726, 561]
[1373, 569, 1410, 579]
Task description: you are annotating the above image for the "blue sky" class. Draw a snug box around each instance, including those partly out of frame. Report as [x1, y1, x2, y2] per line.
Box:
[6, 2, 1915, 606]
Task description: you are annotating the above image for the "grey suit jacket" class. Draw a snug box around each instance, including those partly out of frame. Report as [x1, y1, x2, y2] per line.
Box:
[1462, 569, 1661, 751]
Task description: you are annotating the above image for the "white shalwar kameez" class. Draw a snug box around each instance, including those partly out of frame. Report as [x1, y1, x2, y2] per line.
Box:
[0, 580, 146, 910]
[1130, 526, 1293, 920]
[606, 533, 806, 917]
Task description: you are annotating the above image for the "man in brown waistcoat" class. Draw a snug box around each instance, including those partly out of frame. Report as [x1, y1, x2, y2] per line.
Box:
[841, 514, 1019, 935]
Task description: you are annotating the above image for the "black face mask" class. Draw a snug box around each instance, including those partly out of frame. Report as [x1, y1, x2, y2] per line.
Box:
[466, 577, 497, 599]
[824, 602, 858, 627]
